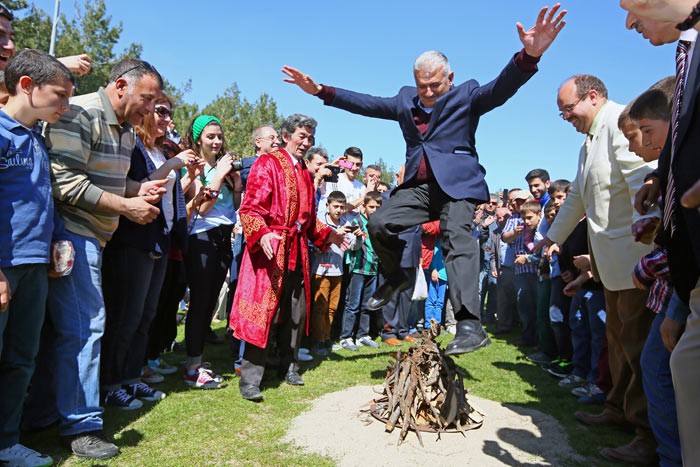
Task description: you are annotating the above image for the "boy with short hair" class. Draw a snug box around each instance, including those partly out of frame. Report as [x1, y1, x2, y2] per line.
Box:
[627, 77, 685, 467]
[543, 182, 575, 369]
[0, 49, 74, 467]
[512, 200, 542, 347]
[339, 191, 382, 351]
[548, 179, 571, 208]
[310, 191, 357, 356]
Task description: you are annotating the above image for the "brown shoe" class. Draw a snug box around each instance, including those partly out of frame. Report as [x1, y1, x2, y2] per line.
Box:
[383, 338, 401, 346]
[403, 336, 416, 342]
[575, 410, 625, 427]
[600, 437, 657, 465]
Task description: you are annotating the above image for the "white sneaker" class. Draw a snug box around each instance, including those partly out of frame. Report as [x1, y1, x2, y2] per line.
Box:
[340, 338, 359, 351]
[0, 444, 53, 467]
[184, 366, 223, 389]
[140, 366, 165, 384]
[558, 374, 586, 388]
[147, 358, 177, 375]
[356, 336, 380, 348]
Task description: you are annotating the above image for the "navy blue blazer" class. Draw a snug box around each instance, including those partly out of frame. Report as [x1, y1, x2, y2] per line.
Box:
[109, 137, 188, 256]
[240, 155, 258, 191]
[325, 53, 536, 202]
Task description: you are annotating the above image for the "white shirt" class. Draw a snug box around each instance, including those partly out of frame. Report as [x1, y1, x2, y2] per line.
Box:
[146, 147, 176, 232]
[317, 172, 366, 220]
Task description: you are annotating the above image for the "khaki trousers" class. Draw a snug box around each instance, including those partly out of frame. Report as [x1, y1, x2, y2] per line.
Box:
[603, 287, 654, 443]
[670, 278, 700, 465]
[310, 275, 342, 343]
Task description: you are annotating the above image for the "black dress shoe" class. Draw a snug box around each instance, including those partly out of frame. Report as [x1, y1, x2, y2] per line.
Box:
[284, 371, 305, 386]
[366, 279, 410, 311]
[239, 382, 263, 401]
[444, 320, 491, 356]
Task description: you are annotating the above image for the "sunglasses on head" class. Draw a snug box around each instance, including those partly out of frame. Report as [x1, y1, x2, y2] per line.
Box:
[155, 106, 172, 118]
[0, 2, 14, 20]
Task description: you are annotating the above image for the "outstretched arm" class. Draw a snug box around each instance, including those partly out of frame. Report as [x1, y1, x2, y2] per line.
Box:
[282, 66, 322, 95]
[517, 4, 567, 57]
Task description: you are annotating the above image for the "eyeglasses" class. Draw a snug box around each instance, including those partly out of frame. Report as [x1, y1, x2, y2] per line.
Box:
[155, 106, 172, 118]
[257, 134, 278, 142]
[558, 95, 587, 118]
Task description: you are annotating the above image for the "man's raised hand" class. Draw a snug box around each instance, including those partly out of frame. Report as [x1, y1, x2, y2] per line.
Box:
[282, 66, 322, 95]
[517, 4, 567, 57]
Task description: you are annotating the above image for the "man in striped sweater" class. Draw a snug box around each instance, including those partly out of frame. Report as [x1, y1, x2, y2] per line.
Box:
[24, 59, 164, 460]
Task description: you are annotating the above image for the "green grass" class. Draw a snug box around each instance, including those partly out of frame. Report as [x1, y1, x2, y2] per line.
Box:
[23, 322, 630, 466]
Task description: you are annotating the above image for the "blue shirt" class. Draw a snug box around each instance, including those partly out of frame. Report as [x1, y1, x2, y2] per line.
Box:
[0, 110, 54, 267]
[504, 213, 538, 275]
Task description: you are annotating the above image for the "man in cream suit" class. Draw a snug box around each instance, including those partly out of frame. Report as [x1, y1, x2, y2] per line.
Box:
[541, 75, 659, 464]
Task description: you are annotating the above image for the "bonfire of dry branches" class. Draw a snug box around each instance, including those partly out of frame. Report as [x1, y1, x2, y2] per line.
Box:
[368, 321, 484, 446]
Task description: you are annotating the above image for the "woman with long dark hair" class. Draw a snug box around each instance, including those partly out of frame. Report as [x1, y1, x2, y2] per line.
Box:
[181, 115, 241, 389]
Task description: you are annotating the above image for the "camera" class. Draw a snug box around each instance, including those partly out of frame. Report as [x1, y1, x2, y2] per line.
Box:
[324, 164, 342, 183]
[216, 154, 243, 191]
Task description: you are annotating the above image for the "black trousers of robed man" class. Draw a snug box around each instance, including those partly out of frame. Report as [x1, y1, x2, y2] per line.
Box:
[240, 268, 305, 388]
[368, 181, 480, 322]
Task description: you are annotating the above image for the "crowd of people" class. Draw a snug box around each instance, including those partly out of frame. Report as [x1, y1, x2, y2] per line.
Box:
[2, 0, 700, 465]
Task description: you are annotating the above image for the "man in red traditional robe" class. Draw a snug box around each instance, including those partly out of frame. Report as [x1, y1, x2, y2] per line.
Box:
[229, 114, 346, 401]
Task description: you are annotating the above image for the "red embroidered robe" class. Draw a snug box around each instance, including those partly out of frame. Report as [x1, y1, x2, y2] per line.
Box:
[229, 149, 332, 348]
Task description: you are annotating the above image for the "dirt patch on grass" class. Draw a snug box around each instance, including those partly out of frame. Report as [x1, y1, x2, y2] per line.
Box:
[284, 385, 587, 466]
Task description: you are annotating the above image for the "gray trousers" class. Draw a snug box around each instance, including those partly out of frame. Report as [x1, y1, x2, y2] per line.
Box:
[240, 268, 305, 388]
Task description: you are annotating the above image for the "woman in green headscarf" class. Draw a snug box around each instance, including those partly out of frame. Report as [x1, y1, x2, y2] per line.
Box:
[180, 115, 241, 389]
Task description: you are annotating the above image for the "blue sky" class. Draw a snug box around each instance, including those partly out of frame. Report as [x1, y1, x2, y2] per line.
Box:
[28, 0, 671, 192]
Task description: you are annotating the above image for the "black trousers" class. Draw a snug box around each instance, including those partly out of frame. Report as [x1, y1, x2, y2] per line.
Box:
[147, 258, 187, 360]
[240, 268, 305, 388]
[368, 181, 481, 321]
[184, 225, 233, 359]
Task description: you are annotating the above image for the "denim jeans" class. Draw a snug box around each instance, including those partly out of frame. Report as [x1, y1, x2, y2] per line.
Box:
[0, 264, 48, 448]
[569, 287, 606, 381]
[24, 231, 105, 436]
[425, 272, 446, 325]
[642, 293, 685, 467]
[340, 273, 377, 340]
[101, 243, 168, 389]
[515, 272, 538, 346]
